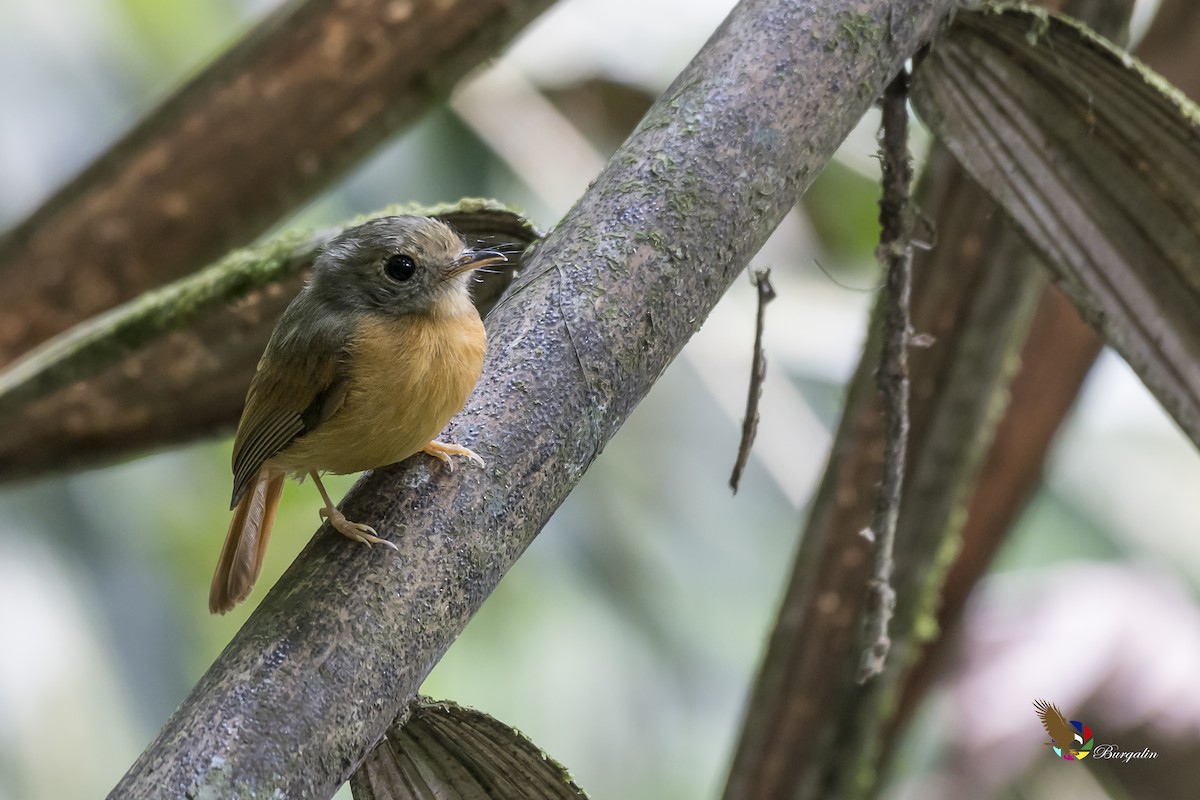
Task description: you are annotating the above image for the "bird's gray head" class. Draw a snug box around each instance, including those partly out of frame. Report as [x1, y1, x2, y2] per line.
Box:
[308, 216, 505, 317]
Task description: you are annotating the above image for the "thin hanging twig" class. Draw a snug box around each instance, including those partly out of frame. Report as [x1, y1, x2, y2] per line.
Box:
[730, 268, 776, 493]
[859, 68, 914, 683]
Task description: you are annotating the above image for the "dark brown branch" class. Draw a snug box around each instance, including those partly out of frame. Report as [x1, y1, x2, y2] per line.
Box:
[723, 4, 1169, 796]
[858, 70, 913, 683]
[108, 1, 955, 797]
[885, 285, 1100, 737]
[0, 0, 555, 368]
[888, 0, 1182, 753]
[729, 268, 775, 493]
[721, 146, 1045, 800]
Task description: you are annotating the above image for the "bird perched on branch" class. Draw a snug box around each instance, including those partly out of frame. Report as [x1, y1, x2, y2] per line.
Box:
[209, 215, 505, 614]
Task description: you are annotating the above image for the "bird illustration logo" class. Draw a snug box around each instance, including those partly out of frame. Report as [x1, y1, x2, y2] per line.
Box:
[1034, 699, 1095, 760]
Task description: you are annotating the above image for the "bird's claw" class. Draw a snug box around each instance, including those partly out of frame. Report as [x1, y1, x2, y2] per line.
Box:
[319, 507, 397, 550]
[422, 441, 485, 473]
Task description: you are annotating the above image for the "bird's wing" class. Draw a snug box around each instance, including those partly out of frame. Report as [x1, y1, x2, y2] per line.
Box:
[230, 320, 351, 507]
[1033, 699, 1077, 745]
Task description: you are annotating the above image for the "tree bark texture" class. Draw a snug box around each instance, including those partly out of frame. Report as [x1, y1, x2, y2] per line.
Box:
[0, 0, 554, 368]
[108, 1, 955, 797]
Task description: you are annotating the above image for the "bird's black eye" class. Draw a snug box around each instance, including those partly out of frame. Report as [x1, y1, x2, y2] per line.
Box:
[384, 254, 417, 282]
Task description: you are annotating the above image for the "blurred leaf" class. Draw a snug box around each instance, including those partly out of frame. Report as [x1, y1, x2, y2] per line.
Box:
[114, 0, 239, 74]
[911, 4, 1200, 449]
[350, 697, 589, 800]
[0, 199, 539, 481]
[799, 159, 882, 264]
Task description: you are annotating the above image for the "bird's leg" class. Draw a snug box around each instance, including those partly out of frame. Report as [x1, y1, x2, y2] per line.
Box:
[310, 471, 397, 551]
[422, 440, 485, 473]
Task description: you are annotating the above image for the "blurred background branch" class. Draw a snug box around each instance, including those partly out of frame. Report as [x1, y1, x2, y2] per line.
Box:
[718, 2, 1200, 798]
[721, 138, 1048, 800]
[885, 1, 1200, 796]
[0, 0, 555, 367]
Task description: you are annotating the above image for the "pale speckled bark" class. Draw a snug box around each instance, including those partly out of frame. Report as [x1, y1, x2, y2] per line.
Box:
[109, 1, 955, 798]
[0, 0, 554, 368]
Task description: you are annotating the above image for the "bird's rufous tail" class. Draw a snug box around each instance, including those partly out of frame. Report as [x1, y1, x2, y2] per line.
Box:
[209, 470, 285, 614]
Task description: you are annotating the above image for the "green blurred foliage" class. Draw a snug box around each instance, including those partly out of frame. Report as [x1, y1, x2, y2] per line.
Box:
[801, 158, 884, 265]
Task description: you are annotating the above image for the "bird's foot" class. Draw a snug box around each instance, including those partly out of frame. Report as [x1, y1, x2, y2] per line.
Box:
[422, 440, 485, 473]
[319, 507, 397, 550]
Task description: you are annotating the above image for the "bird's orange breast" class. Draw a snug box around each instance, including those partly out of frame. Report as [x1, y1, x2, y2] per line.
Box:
[269, 310, 486, 476]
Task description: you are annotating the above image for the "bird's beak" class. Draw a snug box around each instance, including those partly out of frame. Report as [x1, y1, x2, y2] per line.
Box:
[447, 248, 509, 277]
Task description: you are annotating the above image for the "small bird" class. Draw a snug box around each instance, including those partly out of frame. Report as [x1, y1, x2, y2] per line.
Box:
[1033, 699, 1082, 759]
[209, 215, 504, 614]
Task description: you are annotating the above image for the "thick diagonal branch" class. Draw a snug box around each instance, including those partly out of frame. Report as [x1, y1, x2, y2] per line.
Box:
[109, 1, 954, 798]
